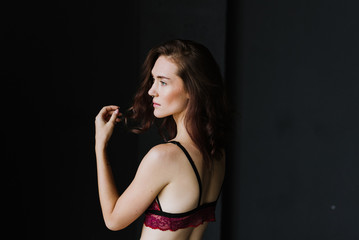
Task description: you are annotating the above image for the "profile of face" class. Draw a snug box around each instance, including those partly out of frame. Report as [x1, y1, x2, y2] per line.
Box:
[148, 56, 190, 119]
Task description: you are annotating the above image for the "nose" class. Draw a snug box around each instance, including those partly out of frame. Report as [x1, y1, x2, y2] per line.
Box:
[148, 82, 158, 97]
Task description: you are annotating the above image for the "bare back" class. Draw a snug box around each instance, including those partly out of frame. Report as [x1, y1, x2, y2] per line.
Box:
[140, 141, 225, 240]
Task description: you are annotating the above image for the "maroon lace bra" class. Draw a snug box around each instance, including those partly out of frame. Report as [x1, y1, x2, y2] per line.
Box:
[144, 141, 218, 231]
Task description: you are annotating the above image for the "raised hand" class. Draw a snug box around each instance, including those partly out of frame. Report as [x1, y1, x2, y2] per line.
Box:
[95, 105, 122, 149]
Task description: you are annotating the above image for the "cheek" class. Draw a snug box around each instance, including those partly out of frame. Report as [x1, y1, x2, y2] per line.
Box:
[154, 88, 188, 118]
[164, 88, 188, 107]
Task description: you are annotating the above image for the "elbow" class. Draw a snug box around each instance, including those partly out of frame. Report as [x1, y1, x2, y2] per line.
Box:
[105, 220, 122, 231]
[104, 217, 127, 231]
[105, 223, 122, 231]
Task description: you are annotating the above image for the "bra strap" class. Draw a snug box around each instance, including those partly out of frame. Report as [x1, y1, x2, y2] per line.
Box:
[169, 141, 202, 207]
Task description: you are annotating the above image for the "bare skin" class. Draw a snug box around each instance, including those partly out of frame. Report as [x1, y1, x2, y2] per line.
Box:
[95, 56, 225, 239]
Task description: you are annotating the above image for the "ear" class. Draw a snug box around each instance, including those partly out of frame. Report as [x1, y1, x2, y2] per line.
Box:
[186, 92, 190, 99]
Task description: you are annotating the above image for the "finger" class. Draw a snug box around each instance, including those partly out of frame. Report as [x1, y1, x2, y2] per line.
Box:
[106, 109, 122, 121]
[97, 105, 120, 121]
[99, 105, 120, 115]
[109, 108, 119, 124]
[104, 105, 120, 111]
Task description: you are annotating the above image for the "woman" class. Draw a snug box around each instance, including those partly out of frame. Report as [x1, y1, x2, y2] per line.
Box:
[95, 39, 227, 239]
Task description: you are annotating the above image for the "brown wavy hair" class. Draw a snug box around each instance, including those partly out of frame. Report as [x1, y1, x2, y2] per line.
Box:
[126, 39, 227, 167]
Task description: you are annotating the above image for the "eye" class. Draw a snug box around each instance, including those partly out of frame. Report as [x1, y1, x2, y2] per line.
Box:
[160, 81, 167, 86]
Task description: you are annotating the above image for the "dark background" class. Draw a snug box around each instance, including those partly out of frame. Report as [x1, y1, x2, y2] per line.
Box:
[2, 0, 359, 239]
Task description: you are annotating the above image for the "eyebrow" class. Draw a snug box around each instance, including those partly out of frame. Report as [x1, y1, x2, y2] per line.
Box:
[151, 73, 171, 80]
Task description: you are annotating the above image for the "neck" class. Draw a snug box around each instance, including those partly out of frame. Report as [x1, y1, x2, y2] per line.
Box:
[172, 112, 193, 145]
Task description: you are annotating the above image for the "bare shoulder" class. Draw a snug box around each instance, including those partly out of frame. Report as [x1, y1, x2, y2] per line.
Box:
[140, 143, 184, 173]
[149, 142, 183, 155]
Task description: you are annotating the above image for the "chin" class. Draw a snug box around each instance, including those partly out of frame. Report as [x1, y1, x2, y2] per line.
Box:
[153, 111, 169, 119]
[153, 109, 175, 119]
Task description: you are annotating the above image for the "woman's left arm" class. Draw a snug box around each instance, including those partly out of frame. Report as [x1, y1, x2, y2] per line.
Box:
[94, 106, 171, 230]
[95, 106, 122, 229]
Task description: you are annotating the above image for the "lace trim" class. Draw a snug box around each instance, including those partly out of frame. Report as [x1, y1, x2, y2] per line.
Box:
[144, 218, 214, 232]
[144, 201, 216, 231]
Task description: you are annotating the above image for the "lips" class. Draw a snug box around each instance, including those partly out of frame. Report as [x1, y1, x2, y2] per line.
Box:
[153, 102, 160, 107]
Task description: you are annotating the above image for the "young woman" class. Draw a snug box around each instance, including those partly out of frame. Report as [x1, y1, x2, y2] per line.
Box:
[95, 39, 227, 239]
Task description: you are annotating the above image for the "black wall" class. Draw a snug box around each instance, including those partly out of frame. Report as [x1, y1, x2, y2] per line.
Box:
[4, 1, 141, 239]
[223, 0, 359, 239]
[3, 0, 359, 239]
